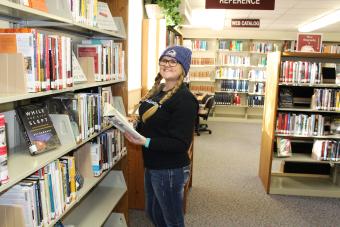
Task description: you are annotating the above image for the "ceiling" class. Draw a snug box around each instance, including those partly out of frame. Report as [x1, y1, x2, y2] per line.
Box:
[185, 0, 340, 32]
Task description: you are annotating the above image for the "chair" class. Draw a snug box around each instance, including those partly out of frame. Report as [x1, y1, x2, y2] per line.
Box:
[195, 96, 214, 136]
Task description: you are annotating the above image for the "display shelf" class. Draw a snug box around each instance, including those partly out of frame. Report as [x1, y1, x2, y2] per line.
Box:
[0, 125, 113, 193]
[248, 93, 265, 96]
[63, 171, 127, 227]
[48, 152, 127, 226]
[282, 52, 340, 59]
[191, 64, 216, 68]
[190, 79, 215, 83]
[270, 175, 340, 197]
[215, 90, 248, 94]
[259, 51, 340, 197]
[215, 78, 249, 81]
[215, 104, 248, 108]
[0, 79, 125, 105]
[217, 64, 266, 69]
[273, 153, 330, 163]
[277, 107, 339, 113]
[103, 213, 128, 227]
[0, 0, 125, 38]
[279, 83, 340, 88]
[275, 134, 340, 140]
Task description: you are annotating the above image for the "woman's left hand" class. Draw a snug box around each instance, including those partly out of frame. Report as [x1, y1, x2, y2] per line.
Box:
[124, 131, 146, 146]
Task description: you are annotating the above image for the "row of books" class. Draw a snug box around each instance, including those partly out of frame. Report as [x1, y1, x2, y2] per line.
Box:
[218, 80, 249, 92]
[252, 82, 265, 95]
[276, 138, 340, 162]
[275, 113, 338, 136]
[311, 89, 340, 111]
[322, 44, 340, 54]
[187, 40, 208, 51]
[0, 28, 125, 93]
[218, 55, 251, 66]
[0, 156, 77, 227]
[312, 140, 340, 161]
[218, 40, 244, 51]
[248, 69, 266, 81]
[250, 42, 280, 53]
[67, 0, 99, 27]
[280, 61, 322, 84]
[215, 67, 247, 79]
[89, 129, 125, 176]
[190, 85, 215, 93]
[189, 71, 211, 80]
[0, 114, 8, 186]
[215, 93, 241, 106]
[248, 96, 265, 107]
[78, 39, 125, 82]
[191, 57, 215, 65]
[0, 28, 72, 92]
[12, 0, 48, 12]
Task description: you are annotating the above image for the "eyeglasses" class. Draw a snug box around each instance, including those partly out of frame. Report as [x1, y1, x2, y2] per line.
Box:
[159, 58, 178, 67]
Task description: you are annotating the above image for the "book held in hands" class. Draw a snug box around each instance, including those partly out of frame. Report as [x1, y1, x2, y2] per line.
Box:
[15, 104, 61, 155]
[103, 103, 143, 140]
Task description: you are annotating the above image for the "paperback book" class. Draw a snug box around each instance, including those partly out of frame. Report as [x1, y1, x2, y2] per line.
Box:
[15, 104, 61, 155]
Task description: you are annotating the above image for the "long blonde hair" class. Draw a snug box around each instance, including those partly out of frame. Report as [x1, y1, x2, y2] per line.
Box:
[133, 68, 185, 122]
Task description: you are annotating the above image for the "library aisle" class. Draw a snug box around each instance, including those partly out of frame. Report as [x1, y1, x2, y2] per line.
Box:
[130, 121, 340, 227]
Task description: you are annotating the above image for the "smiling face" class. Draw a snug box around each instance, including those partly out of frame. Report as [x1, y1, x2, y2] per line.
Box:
[159, 56, 184, 83]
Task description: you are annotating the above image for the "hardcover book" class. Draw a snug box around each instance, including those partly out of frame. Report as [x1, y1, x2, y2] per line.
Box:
[15, 104, 61, 155]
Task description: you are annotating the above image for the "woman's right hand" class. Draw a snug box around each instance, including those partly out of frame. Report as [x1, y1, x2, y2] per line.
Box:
[124, 131, 146, 146]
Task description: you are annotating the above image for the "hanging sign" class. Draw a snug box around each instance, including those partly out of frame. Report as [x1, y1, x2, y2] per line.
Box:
[205, 0, 275, 10]
[296, 33, 323, 53]
[231, 19, 260, 28]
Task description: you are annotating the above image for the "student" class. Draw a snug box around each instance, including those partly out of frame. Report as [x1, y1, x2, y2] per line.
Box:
[125, 46, 198, 227]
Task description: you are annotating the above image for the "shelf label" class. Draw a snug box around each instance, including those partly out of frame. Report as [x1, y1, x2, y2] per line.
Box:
[205, 0, 275, 10]
[231, 19, 260, 28]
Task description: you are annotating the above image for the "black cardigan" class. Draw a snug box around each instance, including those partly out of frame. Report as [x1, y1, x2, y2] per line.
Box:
[137, 84, 198, 169]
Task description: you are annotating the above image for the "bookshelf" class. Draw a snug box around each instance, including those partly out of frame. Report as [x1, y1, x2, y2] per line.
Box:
[184, 38, 286, 120]
[0, 0, 129, 226]
[259, 51, 340, 197]
[166, 26, 183, 46]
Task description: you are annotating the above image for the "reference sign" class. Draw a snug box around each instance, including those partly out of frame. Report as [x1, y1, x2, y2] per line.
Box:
[231, 19, 260, 28]
[205, 0, 275, 10]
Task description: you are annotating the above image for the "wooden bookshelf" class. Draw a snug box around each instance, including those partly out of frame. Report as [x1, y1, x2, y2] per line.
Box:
[0, 0, 130, 225]
[259, 51, 340, 197]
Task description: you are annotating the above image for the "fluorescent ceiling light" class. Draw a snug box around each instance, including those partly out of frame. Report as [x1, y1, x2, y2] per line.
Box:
[191, 9, 226, 30]
[298, 9, 340, 32]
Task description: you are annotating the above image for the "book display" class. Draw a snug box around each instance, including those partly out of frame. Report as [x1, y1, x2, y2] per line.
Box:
[0, 0, 128, 226]
[259, 51, 340, 197]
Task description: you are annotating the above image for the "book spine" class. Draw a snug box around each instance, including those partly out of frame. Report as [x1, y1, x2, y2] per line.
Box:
[0, 114, 9, 185]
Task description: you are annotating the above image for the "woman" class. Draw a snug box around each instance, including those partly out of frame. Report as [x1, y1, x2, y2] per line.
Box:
[125, 46, 198, 227]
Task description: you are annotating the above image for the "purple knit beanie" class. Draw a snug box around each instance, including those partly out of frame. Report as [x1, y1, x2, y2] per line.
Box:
[159, 46, 192, 76]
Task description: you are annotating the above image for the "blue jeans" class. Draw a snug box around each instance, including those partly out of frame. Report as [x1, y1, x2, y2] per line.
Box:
[145, 165, 191, 227]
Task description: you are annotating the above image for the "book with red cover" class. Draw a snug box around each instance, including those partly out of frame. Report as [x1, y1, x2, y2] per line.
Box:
[15, 103, 61, 155]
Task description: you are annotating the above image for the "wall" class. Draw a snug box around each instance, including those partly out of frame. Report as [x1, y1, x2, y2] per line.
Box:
[127, 0, 143, 111]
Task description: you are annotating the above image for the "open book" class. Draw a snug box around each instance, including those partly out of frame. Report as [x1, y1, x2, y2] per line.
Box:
[103, 103, 143, 140]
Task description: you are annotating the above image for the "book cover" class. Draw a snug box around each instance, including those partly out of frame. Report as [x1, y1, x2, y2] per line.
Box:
[15, 103, 61, 155]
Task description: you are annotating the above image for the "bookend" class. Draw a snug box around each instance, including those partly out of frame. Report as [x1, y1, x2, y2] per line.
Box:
[78, 57, 96, 82]
[49, 114, 77, 147]
[0, 204, 26, 227]
[0, 54, 26, 94]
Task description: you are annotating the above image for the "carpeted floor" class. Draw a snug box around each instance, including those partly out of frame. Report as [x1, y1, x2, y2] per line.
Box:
[129, 121, 340, 227]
